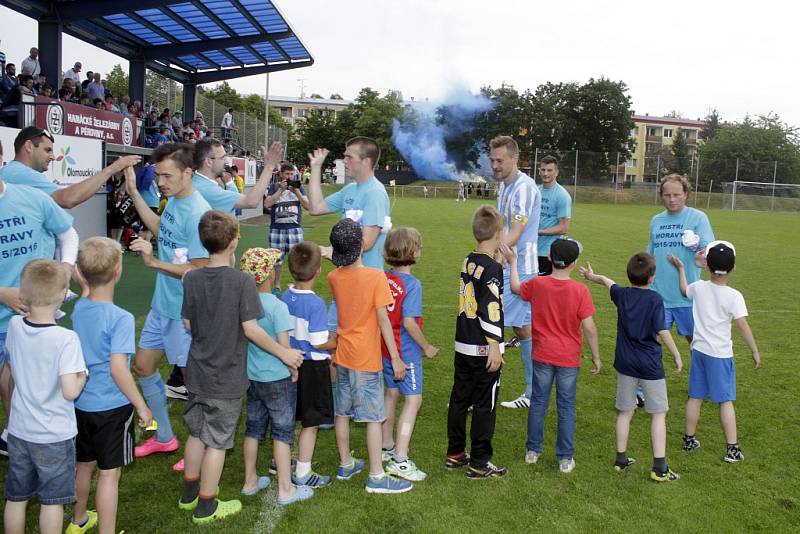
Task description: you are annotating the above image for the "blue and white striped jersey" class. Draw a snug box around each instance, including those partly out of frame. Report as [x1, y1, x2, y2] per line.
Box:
[496, 171, 541, 275]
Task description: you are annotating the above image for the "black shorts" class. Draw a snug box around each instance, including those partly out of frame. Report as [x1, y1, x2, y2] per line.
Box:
[76, 404, 135, 470]
[296, 360, 334, 428]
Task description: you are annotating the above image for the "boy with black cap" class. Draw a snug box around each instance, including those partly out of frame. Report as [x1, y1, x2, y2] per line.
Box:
[668, 240, 761, 463]
[326, 218, 412, 494]
[503, 237, 601, 474]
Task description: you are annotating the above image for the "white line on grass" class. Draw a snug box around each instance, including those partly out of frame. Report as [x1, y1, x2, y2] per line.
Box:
[253, 484, 283, 534]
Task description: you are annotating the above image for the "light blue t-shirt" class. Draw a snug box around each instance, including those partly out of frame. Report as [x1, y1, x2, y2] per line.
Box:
[282, 287, 330, 361]
[247, 292, 293, 382]
[497, 171, 541, 276]
[0, 160, 60, 196]
[0, 183, 73, 332]
[648, 207, 714, 309]
[152, 190, 210, 319]
[72, 298, 136, 412]
[226, 180, 239, 193]
[193, 172, 239, 214]
[537, 182, 572, 255]
[324, 177, 389, 269]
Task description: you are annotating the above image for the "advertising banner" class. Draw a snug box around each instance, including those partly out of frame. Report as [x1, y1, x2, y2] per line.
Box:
[35, 96, 137, 146]
[0, 126, 104, 186]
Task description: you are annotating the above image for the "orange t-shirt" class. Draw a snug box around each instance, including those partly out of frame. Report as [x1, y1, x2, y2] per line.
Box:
[328, 266, 393, 372]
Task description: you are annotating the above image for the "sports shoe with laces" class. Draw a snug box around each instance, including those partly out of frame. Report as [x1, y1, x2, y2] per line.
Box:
[381, 445, 396, 462]
[292, 470, 332, 488]
[650, 468, 681, 482]
[365, 474, 413, 494]
[192, 499, 242, 524]
[525, 450, 541, 464]
[134, 435, 179, 458]
[445, 452, 470, 469]
[683, 435, 701, 452]
[500, 394, 530, 409]
[466, 461, 508, 479]
[724, 444, 744, 463]
[269, 457, 297, 475]
[337, 458, 365, 480]
[507, 336, 520, 348]
[65, 510, 97, 534]
[166, 384, 188, 400]
[386, 459, 427, 481]
[559, 458, 576, 473]
[614, 457, 637, 471]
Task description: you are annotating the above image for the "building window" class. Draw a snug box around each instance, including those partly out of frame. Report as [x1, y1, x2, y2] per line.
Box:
[684, 129, 696, 139]
[631, 127, 639, 137]
[296, 108, 308, 118]
[663, 128, 673, 138]
[647, 127, 659, 137]
[625, 158, 637, 167]
[626, 174, 636, 182]
[277, 107, 290, 117]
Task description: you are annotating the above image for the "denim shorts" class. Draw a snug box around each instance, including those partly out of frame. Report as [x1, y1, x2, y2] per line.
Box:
[664, 306, 694, 337]
[334, 367, 385, 423]
[5, 435, 76, 505]
[688, 349, 736, 403]
[0, 331, 7, 368]
[245, 378, 297, 444]
[138, 309, 191, 366]
[183, 394, 242, 450]
[383, 358, 423, 395]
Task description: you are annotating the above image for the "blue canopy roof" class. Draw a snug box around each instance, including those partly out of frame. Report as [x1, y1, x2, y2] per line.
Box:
[2, 0, 313, 84]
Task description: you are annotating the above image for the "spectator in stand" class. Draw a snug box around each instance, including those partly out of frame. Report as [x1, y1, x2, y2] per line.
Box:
[86, 72, 105, 103]
[40, 84, 54, 98]
[221, 107, 234, 139]
[93, 98, 103, 110]
[1, 63, 18, 98]
[102, 80, 111, 99]
[79, 94, 90, 107]
[59, 78, 79, 103]
[17, 75, 34, 96]
[121, 95, 130, 110]
[63, 61, 82, 84]
[20, 48, 40, 78]
[104, 94, 120, 113]
[32, 74, 46, 94]
[155, 127, 170, 146]
[81, 71, 93, 93]
[171, 111, 182, 132]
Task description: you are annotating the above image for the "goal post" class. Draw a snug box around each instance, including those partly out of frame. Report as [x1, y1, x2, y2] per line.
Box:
[723, 181, 800, 212]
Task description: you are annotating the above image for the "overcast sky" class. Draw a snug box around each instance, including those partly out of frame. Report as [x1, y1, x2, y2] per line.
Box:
[1, 0, 797, 127]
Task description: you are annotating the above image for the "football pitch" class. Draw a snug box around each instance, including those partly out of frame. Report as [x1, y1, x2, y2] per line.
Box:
[4, 197, 799, 533]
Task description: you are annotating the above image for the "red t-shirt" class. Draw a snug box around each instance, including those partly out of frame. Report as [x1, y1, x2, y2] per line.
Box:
[519, 276, 595, 367]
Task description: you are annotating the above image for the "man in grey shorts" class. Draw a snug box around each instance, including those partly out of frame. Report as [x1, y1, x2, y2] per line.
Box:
[580, 252, 684, 482]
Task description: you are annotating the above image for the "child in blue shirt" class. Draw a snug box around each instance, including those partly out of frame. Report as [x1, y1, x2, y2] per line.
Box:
[282, 241, 338, 489]
[380, 228, 438, 482]
[240, 247, 314, 506]
[68, 237, 153, 534]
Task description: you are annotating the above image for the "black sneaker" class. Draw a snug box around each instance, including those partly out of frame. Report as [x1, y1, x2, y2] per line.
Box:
[445, 452, 470, 469]
[466, 462, 507, 479]
[614, 457, 637, 471]
[724, 444, 744, 463]
[0, 436, 7, 457]
[683, 436, 701, 452]
[650, 468, 680, 482]
[507, 336, 520, 348]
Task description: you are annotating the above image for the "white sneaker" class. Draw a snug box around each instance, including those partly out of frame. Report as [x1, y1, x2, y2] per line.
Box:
[559, 458, 576, 473]
[500, 395, 530, 409]
[386, 459, 427, 481]
[525, 450, 540, 464]
[166, 384, 188, 400]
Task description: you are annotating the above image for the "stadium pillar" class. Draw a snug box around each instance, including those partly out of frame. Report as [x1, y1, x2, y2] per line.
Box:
[183, 83, 197, 121]
[38, 14, 62, 85]
[129, 58, 146, 109]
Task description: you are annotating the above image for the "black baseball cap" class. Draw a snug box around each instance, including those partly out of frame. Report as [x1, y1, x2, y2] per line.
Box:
[706, 240, 736, 274]
[330, 218, 362, 267]
[550, 237, 582, 269]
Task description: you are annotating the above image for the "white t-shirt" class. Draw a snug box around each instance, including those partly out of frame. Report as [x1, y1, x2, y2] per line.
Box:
[221, 112, 233, 128]
[686, 280, 748, 358]
[6, 316, 87, 443]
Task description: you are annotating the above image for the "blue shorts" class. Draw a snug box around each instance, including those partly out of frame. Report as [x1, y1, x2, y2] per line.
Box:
[245, 378, 297, 444]
[504, 270, 534, 328]
[688, 349, 736, 403]
[0, 331, 6, 368]
[269, 227, 304, 262]
[333, 367, 385, 423]
[665, 306, 694, 337]
[5, 435, 76, 505]
[383, 358, 423, 395]
[138, 309, 191, 367]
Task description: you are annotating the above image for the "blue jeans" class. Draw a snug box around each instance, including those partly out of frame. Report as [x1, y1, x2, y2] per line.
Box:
[526, 362, 579, 460]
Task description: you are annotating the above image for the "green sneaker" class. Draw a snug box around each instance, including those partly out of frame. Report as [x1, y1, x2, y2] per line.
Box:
[386, 459, 427, 481]
[650, 469, 681, 482]
[65, 510, 97, 534]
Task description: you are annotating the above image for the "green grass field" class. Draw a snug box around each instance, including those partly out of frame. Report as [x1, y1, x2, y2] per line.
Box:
[3, 197, 799, 533]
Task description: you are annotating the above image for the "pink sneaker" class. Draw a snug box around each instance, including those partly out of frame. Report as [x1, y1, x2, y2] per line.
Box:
[173, 458, 185, 472]
[134, 436, 179, 458]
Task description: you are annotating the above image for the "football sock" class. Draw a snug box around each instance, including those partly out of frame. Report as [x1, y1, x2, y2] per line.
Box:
[295, 461, 311, 478]
[393, 454, 409, 463]
[340, 459, 354, 469]
[369, 471, 386, 480]
[140, 371, 173, 443]
[182, 477, 200, 504]
[194, 495, 217, 518]
[653, 457, 668, 474]
[615, 451, 629, 465]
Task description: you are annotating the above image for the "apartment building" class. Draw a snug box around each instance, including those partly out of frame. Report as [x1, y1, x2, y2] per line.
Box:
[270, 95, 352, 126]
[624, 114, 705, 182]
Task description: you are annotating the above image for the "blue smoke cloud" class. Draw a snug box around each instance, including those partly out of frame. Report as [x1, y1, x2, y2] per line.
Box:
[391, 88, 494, 181]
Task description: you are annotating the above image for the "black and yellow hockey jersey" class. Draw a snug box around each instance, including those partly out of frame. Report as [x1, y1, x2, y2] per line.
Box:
[454, 251, 505, 356]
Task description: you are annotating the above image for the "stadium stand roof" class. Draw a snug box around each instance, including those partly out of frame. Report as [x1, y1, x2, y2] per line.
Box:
[0, 0, 314, 85]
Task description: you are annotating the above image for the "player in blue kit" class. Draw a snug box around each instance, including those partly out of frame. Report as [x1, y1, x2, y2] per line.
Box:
[648, 174, 714, 342]
[379, 228, 438, 482]
[0, 141, 79, 457]
[306, 137, 391, 270]
[536, 156, 572, 276]
[490, 136, 541, 410]
[123, 143, 211, 466]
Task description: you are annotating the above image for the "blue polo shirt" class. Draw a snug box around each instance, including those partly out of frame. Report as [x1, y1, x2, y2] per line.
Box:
[537, 182, 572, 255]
